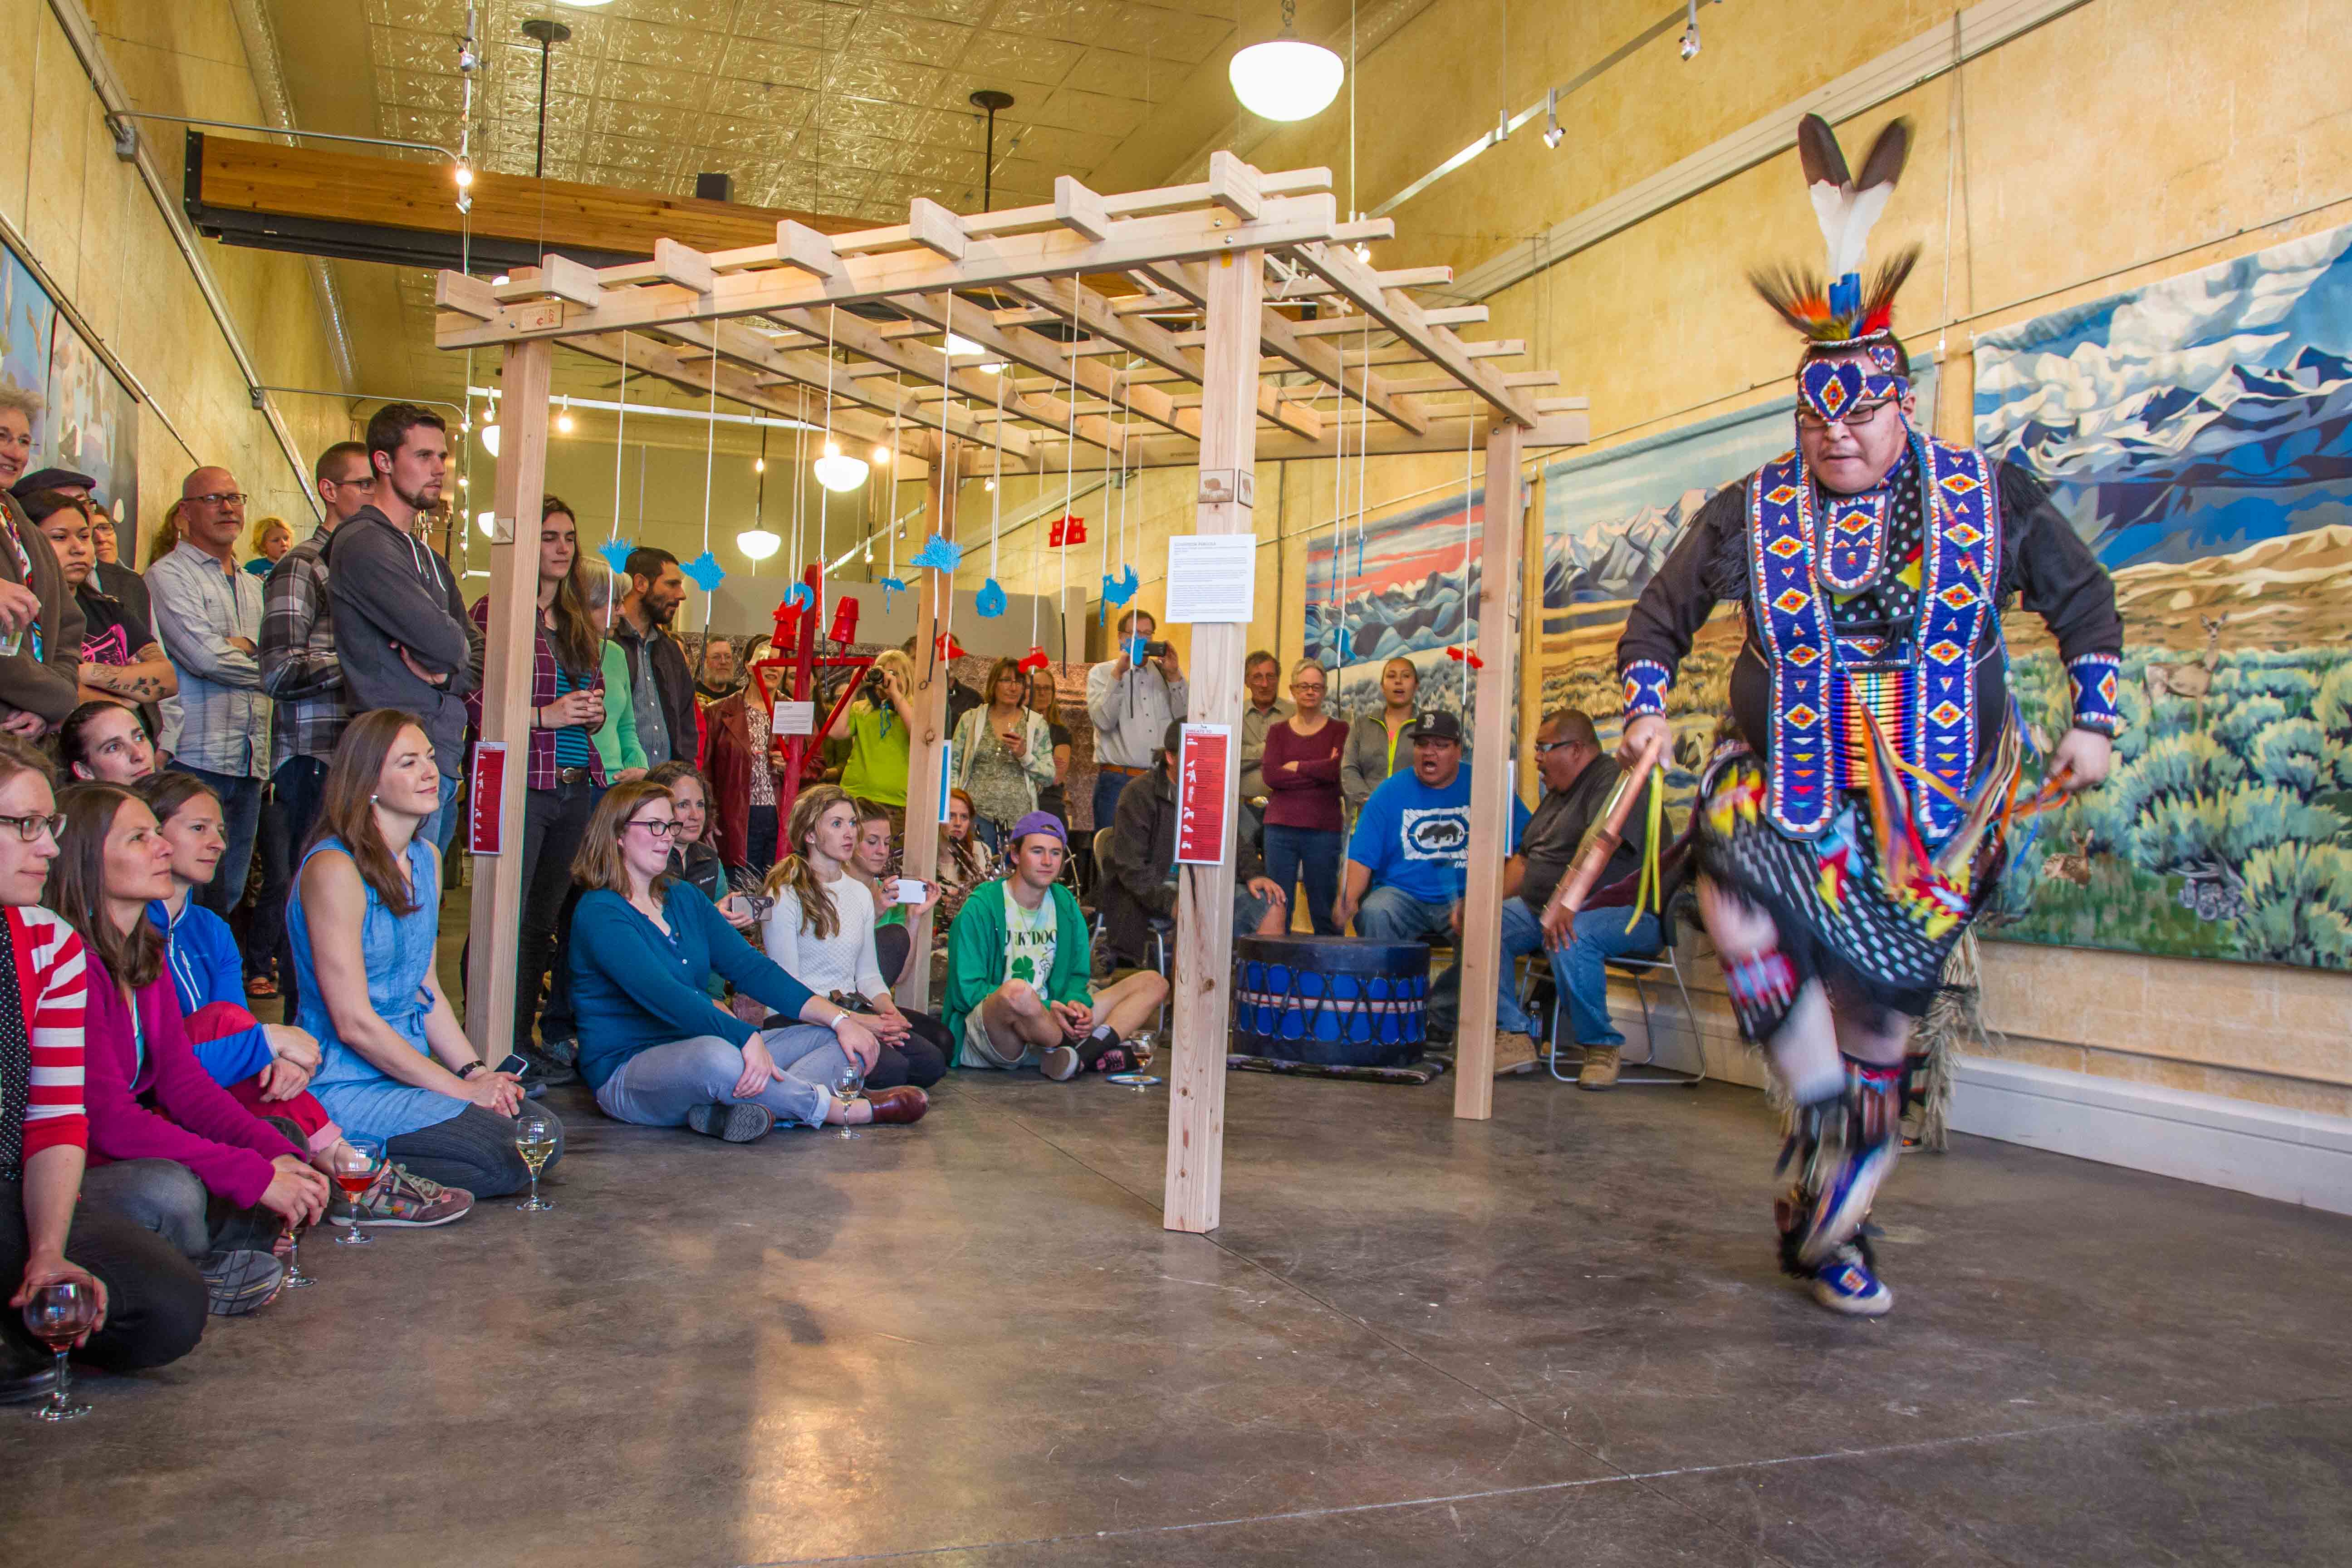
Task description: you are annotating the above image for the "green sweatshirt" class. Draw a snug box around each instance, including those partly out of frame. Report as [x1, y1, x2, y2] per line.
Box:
[941, 878, 1094, 1047]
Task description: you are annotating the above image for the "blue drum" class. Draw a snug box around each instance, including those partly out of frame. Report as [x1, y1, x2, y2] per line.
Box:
[1231, 936, 1430, 1068]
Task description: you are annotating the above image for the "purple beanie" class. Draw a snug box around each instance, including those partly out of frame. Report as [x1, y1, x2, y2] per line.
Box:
[1008, 810, 1066, 850]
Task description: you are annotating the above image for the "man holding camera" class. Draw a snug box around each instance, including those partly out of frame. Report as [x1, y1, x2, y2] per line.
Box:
[1085, 608, 1185, 830]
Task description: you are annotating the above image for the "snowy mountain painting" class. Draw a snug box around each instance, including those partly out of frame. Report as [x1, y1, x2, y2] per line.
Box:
[1975, 222, 2352, 971]
[1302, 487, 1487, 721]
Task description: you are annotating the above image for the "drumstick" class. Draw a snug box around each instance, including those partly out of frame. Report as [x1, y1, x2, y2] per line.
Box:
[1547, 735, 1666, 920]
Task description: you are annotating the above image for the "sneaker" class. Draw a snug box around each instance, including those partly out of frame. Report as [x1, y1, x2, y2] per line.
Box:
[0, 1348, 58, 1405]
[1795, 1138, 1900, 1269]
[332, 1163, 475, 1228]
[538, 1035, 580, 1071]
[512, 1045, 577, 1099]
[1809, 1244, 1894, 1317]
[1039, 1044, 1083, 1082]
[1578, 1044, 1623, 1091]
[201, 1249, 285, 1316]
[686, 1101, 776, 1143]
[1494, 1031, 1539, 1075]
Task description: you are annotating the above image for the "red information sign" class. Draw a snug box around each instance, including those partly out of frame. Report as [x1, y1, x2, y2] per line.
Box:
[468, 742, 506, 856]
[1174, 724, 1231, 865]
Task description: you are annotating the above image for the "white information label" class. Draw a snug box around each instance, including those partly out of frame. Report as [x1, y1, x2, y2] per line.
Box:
[774, 700, 816, 736]
[1162, 534, 1257, 624]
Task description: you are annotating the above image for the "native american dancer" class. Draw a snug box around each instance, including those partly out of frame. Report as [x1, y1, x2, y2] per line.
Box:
[1615, 115, 2123, 1316]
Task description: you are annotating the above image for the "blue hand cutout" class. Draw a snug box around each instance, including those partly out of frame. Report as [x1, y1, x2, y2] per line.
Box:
[598, 539, 635, 573]
[784, 581, 814, 609]
[909, 533, 963, 573]
[1333, 627, 1353, 663]
[681, 551, 726, 591]
[1101, 565, 1139, 606]
[879, 576, 911, 613]
[975, 578, 1008, 618]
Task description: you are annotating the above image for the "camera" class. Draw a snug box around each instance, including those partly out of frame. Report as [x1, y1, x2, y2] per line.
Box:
[1143, 640, 1172, 658]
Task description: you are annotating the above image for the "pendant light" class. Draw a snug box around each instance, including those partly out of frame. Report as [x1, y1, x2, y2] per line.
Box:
[1229, 0, 1343, 122]
[813, 441, 868, 493]
[738, 428, 780, 559]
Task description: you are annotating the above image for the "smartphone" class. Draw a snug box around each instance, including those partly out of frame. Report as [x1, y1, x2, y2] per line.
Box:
[894, 877, 930, 905]
[493, 1053, 530, 1078]
[723, 892, 775, 922]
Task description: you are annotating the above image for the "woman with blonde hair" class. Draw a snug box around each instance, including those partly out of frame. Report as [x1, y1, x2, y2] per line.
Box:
[568, 779, 923, 1142]
[952, 657, 1054, 848]
[761, 784, 947, 1088]
[241, 516, 293, 577]
[827, 647, 917, 813]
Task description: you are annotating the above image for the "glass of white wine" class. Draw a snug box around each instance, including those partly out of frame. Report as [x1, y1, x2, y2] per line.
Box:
[514, 1112, 556, 1211]
[834, 1056, 866, 1140]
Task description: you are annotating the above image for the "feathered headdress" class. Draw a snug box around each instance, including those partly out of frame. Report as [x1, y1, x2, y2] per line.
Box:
[1750, 114, 1916, 352]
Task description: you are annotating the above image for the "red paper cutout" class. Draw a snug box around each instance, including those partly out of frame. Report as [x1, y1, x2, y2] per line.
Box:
[936, 632, 968, 660]
[1444, 645, 1485, 670]
[1017, 646, 1050, 672]
[1048, 514, 1088, 547]
[772, 602, 802, 645]
[827, 595, 860, 644]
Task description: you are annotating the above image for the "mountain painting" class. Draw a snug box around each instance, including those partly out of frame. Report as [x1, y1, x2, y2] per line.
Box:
[1302, 485, 1488, 724]
[1974, 220, 2352, 971]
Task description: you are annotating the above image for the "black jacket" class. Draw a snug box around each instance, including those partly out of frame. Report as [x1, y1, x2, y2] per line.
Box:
[319, 507, 479, 776]
[1097, 756, 1266, 969]
[612, 616, 696, 769]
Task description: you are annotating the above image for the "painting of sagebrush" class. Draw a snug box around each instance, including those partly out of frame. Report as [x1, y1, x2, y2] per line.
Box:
[1975, 221, 2352, 970]
[1302, 486, 1486, 725]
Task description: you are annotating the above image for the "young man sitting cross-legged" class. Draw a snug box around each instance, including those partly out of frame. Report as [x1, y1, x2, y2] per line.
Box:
[942, 811, 1167, 1081]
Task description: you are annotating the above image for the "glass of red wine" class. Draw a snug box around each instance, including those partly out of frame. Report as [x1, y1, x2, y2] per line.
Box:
[22, 1279, 97, 1421]
[330, 1137, 385, 1246]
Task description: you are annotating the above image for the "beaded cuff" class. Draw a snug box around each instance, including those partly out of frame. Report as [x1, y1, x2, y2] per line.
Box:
[1621, 659, 1673, 719]
[2066, 652, 2123, 737]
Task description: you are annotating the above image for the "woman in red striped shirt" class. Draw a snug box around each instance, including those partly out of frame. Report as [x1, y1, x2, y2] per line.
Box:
[0, 735, 205, 1402]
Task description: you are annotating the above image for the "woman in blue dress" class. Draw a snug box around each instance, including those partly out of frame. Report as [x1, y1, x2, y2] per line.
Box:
[290, 710, 556, 1213]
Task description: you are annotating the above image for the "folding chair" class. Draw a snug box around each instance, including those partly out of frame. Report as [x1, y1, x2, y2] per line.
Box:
[1543, 895, 1707, 1088]
[1089, 828, 1170, 1036]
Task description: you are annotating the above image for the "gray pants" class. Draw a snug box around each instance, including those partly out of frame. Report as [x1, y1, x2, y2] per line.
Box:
[82, 1159, 281, 1261]
[594, 1026, 848, 1130]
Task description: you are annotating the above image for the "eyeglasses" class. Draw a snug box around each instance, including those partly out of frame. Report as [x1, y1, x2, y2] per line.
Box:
[0, 813, 65, 843]
[626, 817, 682, 839]
[1794, 399, 1894, 435]
[186, 491, 248, 509]
[324, 477, 374, 492]
[1531, 739, 1579, 755]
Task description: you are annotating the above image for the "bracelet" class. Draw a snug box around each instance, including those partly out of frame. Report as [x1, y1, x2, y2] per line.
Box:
[456, 1060, 486, 1080]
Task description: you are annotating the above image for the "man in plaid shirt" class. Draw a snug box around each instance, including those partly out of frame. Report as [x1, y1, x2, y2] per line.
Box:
[259, 442, 373, 1016]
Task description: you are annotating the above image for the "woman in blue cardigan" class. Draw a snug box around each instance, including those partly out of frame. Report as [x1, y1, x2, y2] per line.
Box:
[567, 779, 927, 1144]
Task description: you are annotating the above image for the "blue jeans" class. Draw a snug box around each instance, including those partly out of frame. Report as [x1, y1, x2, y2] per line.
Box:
[1092, 770, 1139, 836]
[169, 762, 264, 921]
[593, 1028, 849, 1131]
[1549, 903, 1663, 1049]
[1262, 823, 1343, 935]
[419, 772, 461, 859]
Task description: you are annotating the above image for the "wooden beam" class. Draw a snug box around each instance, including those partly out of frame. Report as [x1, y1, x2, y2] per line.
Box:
[897, 439, 958, 1012]
[563, 329, 921, 468]
[1163, 246, 1262, 1236]
[1071, 408, 1588, 470]
[890, 290, 1187, 451]
[1452, 419, 1527, 1118]
[1293, 241, 1539, 427]
[464, 339, 553, 1052]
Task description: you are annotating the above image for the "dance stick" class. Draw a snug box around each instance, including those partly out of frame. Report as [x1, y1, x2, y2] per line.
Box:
[1540, 733, 1667, 948]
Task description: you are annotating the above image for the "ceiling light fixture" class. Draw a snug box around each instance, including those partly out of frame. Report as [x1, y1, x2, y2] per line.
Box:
[813, 440, 868, 493]
[476, 510, 496, 537]
[872, 444, 892, 465]
[555, 396, 575, 435]
[1229, 0, 1343, 122]
[480, 416, 500, 458]
[735, 528, 780, 560]
[1542, 87, 1564, 149]
[944, 333, 984, 357]
[1680, 0, 1700, 60]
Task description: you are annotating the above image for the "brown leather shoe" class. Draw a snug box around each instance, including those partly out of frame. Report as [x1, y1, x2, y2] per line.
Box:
[864, 1086, 930, 1125]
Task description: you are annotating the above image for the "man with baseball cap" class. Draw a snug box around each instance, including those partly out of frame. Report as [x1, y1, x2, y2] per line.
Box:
[940, 809, 1169, 1082]
[1332, 709, 1536, 1069]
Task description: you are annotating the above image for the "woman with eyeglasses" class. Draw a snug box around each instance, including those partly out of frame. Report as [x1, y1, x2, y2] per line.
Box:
[287, 710, 547, 1211]
[1259, 659, 1349, 935]
[0, 735, 206, 1396]
[21, 491, 175, 725]
[567, 779, 924, 1144]
[57, 699, 157, 785]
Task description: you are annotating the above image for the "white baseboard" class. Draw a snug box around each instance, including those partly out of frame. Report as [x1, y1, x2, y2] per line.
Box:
[1950, 1057, 2352, 1217]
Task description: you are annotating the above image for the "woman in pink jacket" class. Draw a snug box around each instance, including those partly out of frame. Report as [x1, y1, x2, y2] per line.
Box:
[48, 782, 331, 1316]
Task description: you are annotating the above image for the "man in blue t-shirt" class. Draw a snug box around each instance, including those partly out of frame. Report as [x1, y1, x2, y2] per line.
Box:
[1334, 712, 1534, 1057]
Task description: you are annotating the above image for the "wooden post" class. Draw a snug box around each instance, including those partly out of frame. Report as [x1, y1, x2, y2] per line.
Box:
[465, 338, 553, 1049]
[1451, 418, 1526, 1119]
[895, 438, 958, 1011]
[1162, 247, 1262, 1234]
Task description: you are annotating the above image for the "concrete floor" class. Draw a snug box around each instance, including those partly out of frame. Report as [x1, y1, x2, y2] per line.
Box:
[8, 1060, 2352, 1565]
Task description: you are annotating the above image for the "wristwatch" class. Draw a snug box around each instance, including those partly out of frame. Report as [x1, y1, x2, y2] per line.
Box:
[456, 1060, 487, 1080]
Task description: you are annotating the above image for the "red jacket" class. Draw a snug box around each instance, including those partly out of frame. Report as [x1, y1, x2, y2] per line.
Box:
[701, 692, 755, 867]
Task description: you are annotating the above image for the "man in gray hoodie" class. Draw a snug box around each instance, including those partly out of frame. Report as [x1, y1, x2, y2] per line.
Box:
[323, 403, 480, 854]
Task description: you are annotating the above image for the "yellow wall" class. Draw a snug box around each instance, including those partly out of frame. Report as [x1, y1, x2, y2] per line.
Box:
[0, 0, 347, 542]
[952, 0, 2352, 1115]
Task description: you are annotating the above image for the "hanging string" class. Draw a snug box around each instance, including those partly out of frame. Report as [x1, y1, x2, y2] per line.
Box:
[1059, 276, 1082, 660]
[989, 360, 1005, 579]
[699, 336, 718, 633]
[1326, 343, 1349, 666]
[818, 307, 837, 579]
[1354, 315, 1371, 636]
[1461, 407, 1477, 706]
[610, 331, 627, 546]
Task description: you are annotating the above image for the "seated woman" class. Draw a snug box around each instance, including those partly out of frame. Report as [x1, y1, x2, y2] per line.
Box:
[936, 789, 999, 936]
[49, 783, 332, 1315]
[761, 785, 949, 1089]
[57, 700, 156, 785]
[568, 779, 925, 1144]
[844, 796, 939, 987]
[290, 710, 551, 1208]
[0, 738, 204, 1393]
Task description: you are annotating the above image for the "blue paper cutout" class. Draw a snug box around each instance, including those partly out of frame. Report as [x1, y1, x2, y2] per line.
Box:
[1333, 627, 1353, 663]
[598, 539, 635, 573]
[909, 533, 962, 573]
[1101, 565, 1139, 606]
[879, 576, 911, 613]
[681, 551, 726, 591]
[975, 578, 1008, 618]
[784, 581, 814, 609]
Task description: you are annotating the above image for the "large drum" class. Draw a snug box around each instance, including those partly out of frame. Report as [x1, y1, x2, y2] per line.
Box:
[1230, 936, 1430, 1068]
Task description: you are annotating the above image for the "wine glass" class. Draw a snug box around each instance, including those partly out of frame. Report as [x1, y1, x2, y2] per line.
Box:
[22, 1280, 97, 1421]
[514, 1112, 557, 1211]
[834, 1055, 867, 1140]
[279, 1213, 317, 1290]
[330, 1137, 385, 1246]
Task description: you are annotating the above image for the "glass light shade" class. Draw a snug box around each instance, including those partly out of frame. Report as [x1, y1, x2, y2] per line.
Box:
[480, 421, 500, 457]
[736, 528, 781, 560]
[475, 510, 495, 537]
[1229, 39, 1343, 122]
[813, 443, 868, 493]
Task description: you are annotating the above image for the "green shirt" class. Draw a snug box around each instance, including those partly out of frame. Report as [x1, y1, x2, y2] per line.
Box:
[1002, 887, 1057, 990]
[941, 879, 1093, 1046]
[840, 703, 910, 808]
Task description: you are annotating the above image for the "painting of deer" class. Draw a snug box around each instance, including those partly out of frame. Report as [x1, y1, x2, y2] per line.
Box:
[2143, 615, 2227, 707]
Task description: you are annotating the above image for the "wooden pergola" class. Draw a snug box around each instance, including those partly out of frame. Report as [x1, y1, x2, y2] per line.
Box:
[436, 153, 1590, 1232]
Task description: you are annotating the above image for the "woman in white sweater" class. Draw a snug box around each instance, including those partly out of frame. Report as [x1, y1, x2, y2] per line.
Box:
[761, 785, 949, 1087]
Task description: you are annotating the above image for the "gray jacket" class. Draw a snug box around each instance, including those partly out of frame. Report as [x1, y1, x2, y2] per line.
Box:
[319, 507, 479, 777]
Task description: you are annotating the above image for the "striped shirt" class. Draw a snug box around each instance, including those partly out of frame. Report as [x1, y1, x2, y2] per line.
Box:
[1, 905, 89, 1180]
